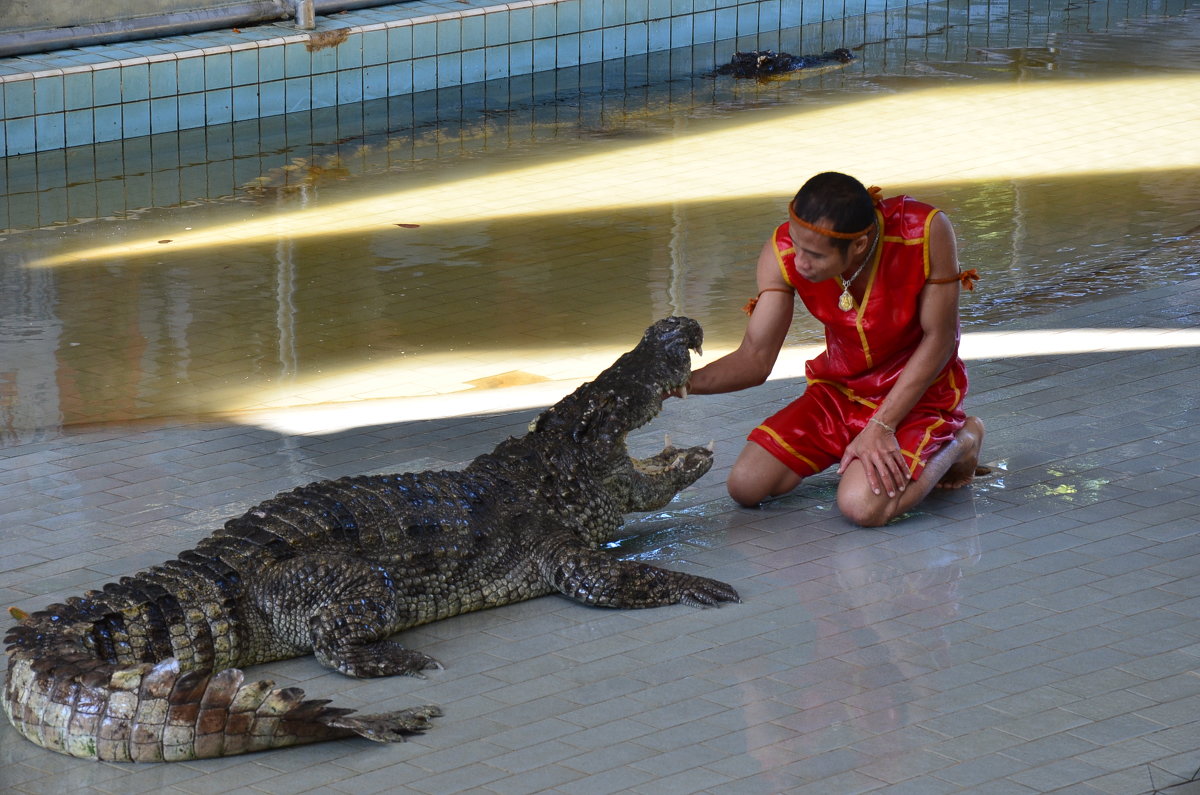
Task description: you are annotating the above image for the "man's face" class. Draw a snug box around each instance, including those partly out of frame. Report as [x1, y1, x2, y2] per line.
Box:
[788, 219, 855, 283]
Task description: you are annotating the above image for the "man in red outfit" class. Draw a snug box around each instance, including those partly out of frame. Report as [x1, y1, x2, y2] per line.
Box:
[679, 172, 984, 527]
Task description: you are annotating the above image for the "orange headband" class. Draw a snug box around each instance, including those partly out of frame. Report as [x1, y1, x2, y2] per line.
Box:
[788, 185, 883, 239]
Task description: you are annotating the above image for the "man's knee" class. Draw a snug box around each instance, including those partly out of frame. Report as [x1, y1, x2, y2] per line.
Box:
[727, 444, 802, 507]
[727, 469, 767, 507]
[836, 481, 894, 527]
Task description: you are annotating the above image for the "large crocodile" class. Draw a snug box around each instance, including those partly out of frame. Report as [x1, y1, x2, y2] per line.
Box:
[4, 316, 736, 762]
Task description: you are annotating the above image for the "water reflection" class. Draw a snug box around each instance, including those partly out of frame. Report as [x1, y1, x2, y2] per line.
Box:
[1, 8, 1198, 439]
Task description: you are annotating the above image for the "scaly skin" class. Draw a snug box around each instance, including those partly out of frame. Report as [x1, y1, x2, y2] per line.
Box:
[3, 316, 737, 762]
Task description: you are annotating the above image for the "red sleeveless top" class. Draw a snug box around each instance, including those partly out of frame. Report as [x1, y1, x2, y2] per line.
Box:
[774, 195, 968, 410]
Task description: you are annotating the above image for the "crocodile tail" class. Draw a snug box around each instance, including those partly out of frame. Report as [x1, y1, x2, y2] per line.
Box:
[3, 651, 366, 761]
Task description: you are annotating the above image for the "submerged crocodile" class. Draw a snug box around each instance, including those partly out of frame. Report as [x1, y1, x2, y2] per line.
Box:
[4, 316, 736, 762]
[715, 48, 855, 78]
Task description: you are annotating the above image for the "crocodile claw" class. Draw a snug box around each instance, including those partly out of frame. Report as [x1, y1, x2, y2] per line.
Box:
[676, 574, 741, 607]
[326, 705, 444, 742]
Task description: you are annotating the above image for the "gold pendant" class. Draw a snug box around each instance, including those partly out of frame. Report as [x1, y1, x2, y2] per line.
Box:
[838, 290, 854, 311]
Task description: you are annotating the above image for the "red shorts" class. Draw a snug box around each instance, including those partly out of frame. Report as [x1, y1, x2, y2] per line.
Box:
[748, 381, 966, 481]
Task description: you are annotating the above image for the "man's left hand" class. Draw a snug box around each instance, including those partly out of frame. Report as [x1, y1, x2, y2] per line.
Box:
[838, 423, 910, 498]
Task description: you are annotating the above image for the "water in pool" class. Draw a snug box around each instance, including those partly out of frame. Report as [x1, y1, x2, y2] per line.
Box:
[1, 4, 1197, 438]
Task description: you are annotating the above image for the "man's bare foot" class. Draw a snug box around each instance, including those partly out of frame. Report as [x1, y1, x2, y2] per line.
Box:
[936, 416, 985, 489]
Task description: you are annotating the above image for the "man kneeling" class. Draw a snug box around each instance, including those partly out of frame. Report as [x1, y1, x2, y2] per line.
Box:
[674, 172, 984, 527]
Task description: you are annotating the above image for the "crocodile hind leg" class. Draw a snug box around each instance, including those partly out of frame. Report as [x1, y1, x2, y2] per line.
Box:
[249, 554, 440, 678]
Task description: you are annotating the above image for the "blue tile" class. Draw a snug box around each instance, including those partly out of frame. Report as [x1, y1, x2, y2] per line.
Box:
[232, 85, 260, 121]
[508, 40, 533, 76]
[177, 92, 206, 129]
[485, 43, 510, 80]
[672, 0, 694, 13]
[412, 56, 437, 91]
[64, 108, 94, 147]
[177, 57, 205, 93]
[363, 64, 388, 100]
[534, 3, 557, 37]
[123, 63, 150, 101]
[437, 52, 462, 85]
[759, 0, 781, 24]
[5, 78, 35, 118]
[485, 12, 509, 46]
[337, 71, 363, 104]
[462, 48, 485, 83]
[389, 25, 414, 61]
[258, 46, 284, 82]
[259, 79, 286, 115]
[627, 0, 648, 23]
[285, 77, 312, 112]
[149, 98, 178, 133]
[671, 15, 693, 46]
[311, 72, 337, 108]
[715, 6, 737, 38]
[92, 104, 122, 142]
[205, 52, 232, 89]
[581, 0, 604, 30]
[603, 26, 626, 58]
[205, 88, 233, 125]
[413, 21, 437, 58]
[648, 18, 670, 49]
[123, 100, 150, 138]
[782, 0, 802, 26]
[693, 9, 715, 41]
[34, 113, 65, 151]
[462, 15, 485, 50]
[558, 1, 581, 35]
[737, 3, 758, 35]
[149, 60, 177, 98]
[310, 43, 338, 74]
[626, 21, 648, 54]
[603, 0, 626, 27]
[232, 49, 259, 86]
[363, 29, 388, 65]
[285, 42, 311, 78]
[437, 19, 462, 54]
[580, 30, 604, 63]
[388, 61, 413, 94]
[337, 34, 364, 71]
[33, 74, 64, 114]
[557, 33, 581, 67]
[509, 7, 533, 41]
[532, 37, 556, 69]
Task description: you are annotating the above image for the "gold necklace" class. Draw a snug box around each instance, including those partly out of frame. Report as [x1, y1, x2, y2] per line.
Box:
[837, 223, 880, 312]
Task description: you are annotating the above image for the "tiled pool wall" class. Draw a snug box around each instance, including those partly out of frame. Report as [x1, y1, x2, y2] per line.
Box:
[0, 0, 851, 158]
[0, 0, 1188, 233]
[0, 0, 1167, 160]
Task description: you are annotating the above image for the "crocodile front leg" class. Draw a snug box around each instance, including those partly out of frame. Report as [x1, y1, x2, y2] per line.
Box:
[248, 555, 440, 678]
[536, 533, 739, 608]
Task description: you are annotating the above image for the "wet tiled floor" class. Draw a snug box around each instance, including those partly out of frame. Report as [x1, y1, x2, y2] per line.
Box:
[2, 277, 1199, 792]
[3, 3, 1200, 792]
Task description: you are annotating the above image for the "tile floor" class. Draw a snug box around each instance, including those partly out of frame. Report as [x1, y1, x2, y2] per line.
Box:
[2, 274, 1198, 793]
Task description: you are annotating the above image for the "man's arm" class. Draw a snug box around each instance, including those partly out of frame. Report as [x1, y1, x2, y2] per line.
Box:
[837, 211, 963, 495]
[686, 237, 794, 396]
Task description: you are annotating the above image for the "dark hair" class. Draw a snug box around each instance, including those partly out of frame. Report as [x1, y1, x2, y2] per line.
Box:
[790, 172, 875, 252]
